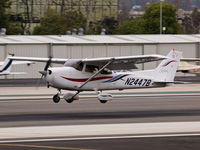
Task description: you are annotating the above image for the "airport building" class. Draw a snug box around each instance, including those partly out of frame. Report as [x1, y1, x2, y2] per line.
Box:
[0, 34, 200, 79]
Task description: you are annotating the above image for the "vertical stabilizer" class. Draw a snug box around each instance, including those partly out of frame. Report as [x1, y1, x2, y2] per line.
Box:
[0, 56, 13, 74]
[155, 50, 182, 82]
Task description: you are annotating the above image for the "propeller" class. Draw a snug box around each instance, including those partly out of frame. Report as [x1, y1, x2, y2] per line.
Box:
[39, 56, 52, 77]
[44, 57, 52, 71]
[37, 56, 52, 88]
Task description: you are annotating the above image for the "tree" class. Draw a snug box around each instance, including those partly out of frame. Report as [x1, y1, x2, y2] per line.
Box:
[118, 0, 132, 24]
[7, 22, 23, 35]
[33, 9, 87, 35]
[114, 18, 145, 34]
[115, 2, 182, 34]
[52, 0, 66, 16]
[86, 17, 118, 35]
[0, 0, 11, 30]
[191, 8, 200, 33]
[183, 8, 200, 34]
[143, 2, 183, 34]
[100, 17, 118, 34]
[0, 0, 23, 35]
[20, 0, 34, 35]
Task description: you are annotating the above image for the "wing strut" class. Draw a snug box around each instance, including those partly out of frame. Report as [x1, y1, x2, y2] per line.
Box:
[72, 58, 114, 99]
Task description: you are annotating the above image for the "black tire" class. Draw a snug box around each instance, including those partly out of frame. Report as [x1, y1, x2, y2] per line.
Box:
[99, 100, 107, 104]
[66, 98, 74, 103]
[53, 94, 60, 103]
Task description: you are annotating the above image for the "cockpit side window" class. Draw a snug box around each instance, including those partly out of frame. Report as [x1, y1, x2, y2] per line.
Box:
[101, 68, 112, 74]
[85, 65, 99, 73]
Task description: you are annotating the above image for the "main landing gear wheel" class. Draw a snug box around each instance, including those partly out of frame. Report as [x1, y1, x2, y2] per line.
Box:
[99, 100, 107, 104]
[65, 98, 74, 103]
[53, 94, 60, 103]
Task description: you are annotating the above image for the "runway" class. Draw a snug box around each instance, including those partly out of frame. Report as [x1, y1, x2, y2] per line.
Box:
[1, 92, 200, 149]
[1, 96, 200, 127]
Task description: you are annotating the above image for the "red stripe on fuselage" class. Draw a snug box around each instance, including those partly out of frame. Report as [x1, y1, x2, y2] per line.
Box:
[61, 76, 113, 82]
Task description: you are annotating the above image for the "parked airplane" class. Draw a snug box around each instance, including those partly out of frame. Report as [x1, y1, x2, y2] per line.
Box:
[9, 50, 182, 103]
[179, 57, 200, 74]
[0, 53, 32, 75]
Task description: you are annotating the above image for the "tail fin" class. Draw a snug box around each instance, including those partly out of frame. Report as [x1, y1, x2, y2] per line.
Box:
[155, 50, 182, 82]
[0, 56, 13, 74]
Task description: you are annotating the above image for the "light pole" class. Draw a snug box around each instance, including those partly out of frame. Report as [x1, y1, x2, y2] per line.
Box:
[160, 0, 164, 34]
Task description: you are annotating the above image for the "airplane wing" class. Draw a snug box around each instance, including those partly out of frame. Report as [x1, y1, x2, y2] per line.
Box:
[181, 58, 200, 62]
[0, 72, 27, 75]
[178, 61, 200, 74]
[82, 54, 168, 70]
[9, 55, 167, 70]
[12, 61, 34, 65]
[9, 56, 68, 64]
[0, 61, 33, 65]
[178, 57, 200, 74]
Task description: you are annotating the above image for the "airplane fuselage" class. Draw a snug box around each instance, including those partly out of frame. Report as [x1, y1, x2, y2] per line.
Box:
[46, 66, 166, 91]
[9, 50, 181, 103]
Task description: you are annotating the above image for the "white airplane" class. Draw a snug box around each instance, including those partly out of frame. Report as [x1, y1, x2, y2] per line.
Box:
[0, 53, 32, 75]
[9, 50, 182, 104]
[178, 58, 200, 74]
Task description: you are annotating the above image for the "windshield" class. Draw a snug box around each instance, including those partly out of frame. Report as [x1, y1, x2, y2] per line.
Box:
[64, 59, 83, 71]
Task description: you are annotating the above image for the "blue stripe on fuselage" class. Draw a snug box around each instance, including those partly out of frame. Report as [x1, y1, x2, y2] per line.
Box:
[103, 74, 123, 83]
[103, 74, 129, 83]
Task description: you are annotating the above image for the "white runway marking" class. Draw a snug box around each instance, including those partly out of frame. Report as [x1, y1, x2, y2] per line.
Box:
[1, 122, 200, 141]
[1, 133, 200, 143]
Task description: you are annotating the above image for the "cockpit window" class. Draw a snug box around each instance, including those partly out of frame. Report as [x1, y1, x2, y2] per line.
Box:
[101, 68, 112, 74]
[64, 59, 83, 71]
[85, 65, 99, 73]
[84, 65, 112, 74]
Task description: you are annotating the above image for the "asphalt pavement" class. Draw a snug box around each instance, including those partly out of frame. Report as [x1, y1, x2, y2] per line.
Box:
[1, 136, 199, 150]
[1, 96, 200, 127]
[0, 81, 200, 150]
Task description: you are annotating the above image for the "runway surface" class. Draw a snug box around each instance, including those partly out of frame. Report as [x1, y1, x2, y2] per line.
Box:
[0, 136, 200, 150]
[1, 95, 200, 149]
[1, 96, 200, 127]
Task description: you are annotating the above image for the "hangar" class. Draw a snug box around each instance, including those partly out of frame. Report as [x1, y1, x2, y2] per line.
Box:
[0, 34, 200, 79]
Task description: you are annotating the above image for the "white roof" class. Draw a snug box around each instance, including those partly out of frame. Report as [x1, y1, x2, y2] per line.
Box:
[0, 34, 199, 44]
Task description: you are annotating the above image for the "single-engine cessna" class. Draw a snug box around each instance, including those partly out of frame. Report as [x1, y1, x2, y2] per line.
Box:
[9, 50, 182, 103]
[178, 57, 200, 74]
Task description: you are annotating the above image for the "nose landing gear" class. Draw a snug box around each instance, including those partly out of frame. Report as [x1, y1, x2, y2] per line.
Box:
[53, 94, 60, 103]
[53, 89, 61, 103]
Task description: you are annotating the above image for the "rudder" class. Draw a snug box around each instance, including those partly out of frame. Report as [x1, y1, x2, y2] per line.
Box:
[155, 50, 182, 82]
